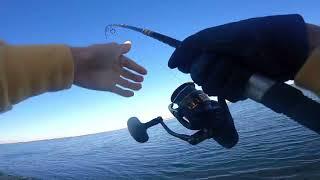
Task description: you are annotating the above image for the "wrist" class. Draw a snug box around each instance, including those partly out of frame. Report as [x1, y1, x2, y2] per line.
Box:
[70, 47, 82, 77]
[70, 47, 89, 83]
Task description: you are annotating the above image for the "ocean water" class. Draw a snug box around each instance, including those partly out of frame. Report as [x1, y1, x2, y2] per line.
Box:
[0, 99, 320, 180]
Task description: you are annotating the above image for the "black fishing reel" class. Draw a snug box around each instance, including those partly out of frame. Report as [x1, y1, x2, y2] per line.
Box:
[127, 82, 239, 148]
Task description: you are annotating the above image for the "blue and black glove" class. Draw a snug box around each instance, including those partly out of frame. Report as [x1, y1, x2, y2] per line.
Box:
[168, 14, 309, 102]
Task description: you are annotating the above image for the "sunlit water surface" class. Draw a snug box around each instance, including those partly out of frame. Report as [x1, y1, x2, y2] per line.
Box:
[1, 97, 320, 180]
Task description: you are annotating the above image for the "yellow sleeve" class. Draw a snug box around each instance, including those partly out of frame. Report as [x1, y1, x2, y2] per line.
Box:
[294, 47, 320, 94]
[0, 41, 74, 112]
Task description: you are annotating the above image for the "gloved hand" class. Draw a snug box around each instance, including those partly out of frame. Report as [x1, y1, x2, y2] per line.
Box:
[168, 14, 310, 102]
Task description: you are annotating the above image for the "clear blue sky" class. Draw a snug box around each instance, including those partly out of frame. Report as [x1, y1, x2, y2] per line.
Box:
[0, 0, 319, 143]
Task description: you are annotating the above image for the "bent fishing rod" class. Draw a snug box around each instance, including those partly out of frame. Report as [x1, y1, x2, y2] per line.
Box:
[106, 24, 320, 141]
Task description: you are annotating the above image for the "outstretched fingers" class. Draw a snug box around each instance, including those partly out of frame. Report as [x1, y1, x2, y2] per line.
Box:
[120, 68, 144, 82]
[112, 75, 144, 97]
[116, 78, 142, 91]
[112, 42, 147, 97]
[121, 55, 147, 75]
[110, 86, 134, 97]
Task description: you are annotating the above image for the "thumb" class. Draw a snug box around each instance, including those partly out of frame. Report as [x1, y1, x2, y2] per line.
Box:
[120, 41, 132, 54]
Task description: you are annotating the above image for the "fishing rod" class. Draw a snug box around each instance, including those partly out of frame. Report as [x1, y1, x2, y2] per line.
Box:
[106, 24, 320, 147]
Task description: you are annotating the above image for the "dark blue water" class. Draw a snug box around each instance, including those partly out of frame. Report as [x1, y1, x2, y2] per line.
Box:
[1, 99, 320, 179]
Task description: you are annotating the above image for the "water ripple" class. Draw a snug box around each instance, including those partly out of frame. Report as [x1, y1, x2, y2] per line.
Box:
[0, 100, 320, 179]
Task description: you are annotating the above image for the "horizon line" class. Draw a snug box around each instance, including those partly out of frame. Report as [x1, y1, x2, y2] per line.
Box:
[0, 117, 175, 145]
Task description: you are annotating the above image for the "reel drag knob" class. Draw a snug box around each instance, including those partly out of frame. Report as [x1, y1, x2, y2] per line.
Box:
[127, 117, 163, 143]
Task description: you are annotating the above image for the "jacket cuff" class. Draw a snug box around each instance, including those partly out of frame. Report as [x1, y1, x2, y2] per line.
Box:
[4, 44, 74, 104]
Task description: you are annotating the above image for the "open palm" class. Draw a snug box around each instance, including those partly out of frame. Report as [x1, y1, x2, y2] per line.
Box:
[73, 41, 147, 97]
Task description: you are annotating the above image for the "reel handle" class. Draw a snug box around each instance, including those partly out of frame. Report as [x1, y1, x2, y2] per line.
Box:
[128, 116, 210, 145]
[127, 117, 163, 143]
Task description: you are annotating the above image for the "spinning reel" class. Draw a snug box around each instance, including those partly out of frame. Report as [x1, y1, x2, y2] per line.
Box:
[127, 82, 239, 148]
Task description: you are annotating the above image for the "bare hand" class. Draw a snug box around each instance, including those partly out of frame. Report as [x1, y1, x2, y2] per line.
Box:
[71, 41, 147, 97]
